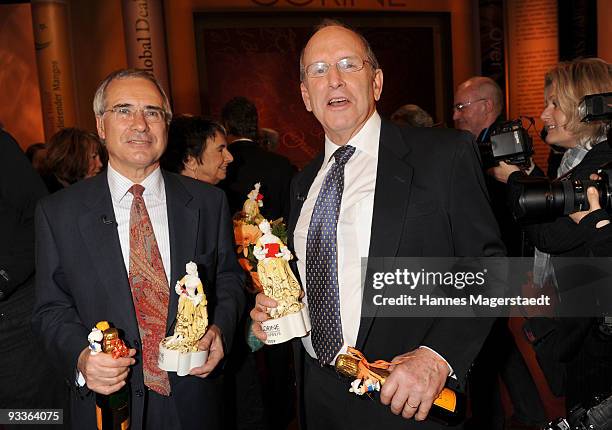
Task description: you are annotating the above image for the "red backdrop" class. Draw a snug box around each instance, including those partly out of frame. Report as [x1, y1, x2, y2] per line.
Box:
[195, 14, 449, 168]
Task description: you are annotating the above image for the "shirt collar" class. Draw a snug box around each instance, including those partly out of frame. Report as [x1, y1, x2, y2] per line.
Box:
[107, 163, 165, 204]
[323, 111, 381, 165]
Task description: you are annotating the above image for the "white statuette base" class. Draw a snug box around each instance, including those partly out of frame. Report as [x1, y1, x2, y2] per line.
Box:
[158, 339, 208, 377]
[262, 306, 311, 345]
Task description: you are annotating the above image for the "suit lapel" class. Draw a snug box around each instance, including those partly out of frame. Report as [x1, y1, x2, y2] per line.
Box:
[78, 172, 139, 336]
[164, 172, 198, 334]
[356, 120, 414, 349]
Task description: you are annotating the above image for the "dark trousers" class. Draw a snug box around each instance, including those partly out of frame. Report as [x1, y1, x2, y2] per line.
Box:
[145, 389, 182, 430]
[260, 343, 295, 430]
[467, 318, 546, 429]
[0, 282, 68, 430]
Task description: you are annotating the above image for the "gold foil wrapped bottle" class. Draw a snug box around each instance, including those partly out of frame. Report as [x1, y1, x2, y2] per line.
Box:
[335, 353, 466, 426]
[95, 322, 130, 430]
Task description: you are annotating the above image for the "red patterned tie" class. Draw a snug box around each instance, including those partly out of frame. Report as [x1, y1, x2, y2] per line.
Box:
[128, 184, 171, 396]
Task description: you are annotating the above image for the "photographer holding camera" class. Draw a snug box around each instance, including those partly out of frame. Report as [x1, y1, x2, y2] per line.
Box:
[490, 58, 612, 415]
[569, 173, 612, 255]
[454, 77, 546, 429]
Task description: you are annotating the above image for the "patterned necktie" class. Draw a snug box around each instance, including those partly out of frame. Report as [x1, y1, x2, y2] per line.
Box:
[306, 144, 356, 365]
[128, 184, 171, 396]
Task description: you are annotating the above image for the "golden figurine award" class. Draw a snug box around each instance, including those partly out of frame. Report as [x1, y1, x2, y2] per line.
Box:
[158, 262, 209, 376]
[234, 183, 311, 344]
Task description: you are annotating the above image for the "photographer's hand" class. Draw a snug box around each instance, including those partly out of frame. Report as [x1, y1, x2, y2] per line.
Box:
[487, 161, 521, 184]
[569, 174, 610, 227]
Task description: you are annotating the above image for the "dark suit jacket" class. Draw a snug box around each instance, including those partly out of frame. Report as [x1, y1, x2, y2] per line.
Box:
[32, 169, 245, 430]
[219, 138, 295, 221]
[0, 130, 59, 411]
[0, 130, 48, 303]
[288, 120, 505, 427]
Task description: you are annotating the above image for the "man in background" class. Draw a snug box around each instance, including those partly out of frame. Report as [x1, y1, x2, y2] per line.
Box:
[1, 128, 65, 422]
[391, 104, 435, 128]
[220, 96, 295, 221]
[454, 76, 546, 430]
[220, 96, 296, 430]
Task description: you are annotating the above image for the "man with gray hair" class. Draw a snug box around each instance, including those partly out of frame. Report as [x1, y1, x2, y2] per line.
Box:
[391, 104, 435, 128]
[33, 69, 245, 429]
[453, 76, 504, 139]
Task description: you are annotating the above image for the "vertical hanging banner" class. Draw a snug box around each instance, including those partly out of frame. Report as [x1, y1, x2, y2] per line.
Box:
[558, 0, 597, 61]
[479, 0, 506, 110]
[31, 0, 77, 141]
[121, 0, 171, 97]
[506, 0, 559, 170]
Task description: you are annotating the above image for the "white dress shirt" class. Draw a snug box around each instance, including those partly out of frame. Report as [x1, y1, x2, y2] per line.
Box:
[294, 112, 380, 362]
[107, 163, 172, 285]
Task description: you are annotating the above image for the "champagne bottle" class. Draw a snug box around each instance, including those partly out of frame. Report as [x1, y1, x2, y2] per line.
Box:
[94, 323, 130, 430]
[335, 353, 466, 426]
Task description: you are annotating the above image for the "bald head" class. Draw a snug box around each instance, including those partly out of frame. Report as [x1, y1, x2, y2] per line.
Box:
[298, 21, 383, 145]
[453, 76, 503, 137]
[299, 20, 379, 82]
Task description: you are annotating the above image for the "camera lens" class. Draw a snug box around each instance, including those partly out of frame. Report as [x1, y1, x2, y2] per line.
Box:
[516, 179, 566, 220]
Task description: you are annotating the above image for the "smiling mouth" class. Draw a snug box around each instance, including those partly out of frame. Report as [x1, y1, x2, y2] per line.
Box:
[328, 97, 349, 107]
[544, 125, 558, 130]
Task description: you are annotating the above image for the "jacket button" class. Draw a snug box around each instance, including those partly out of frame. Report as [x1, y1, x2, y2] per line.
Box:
[135, 389, 144, 397]
[134, 340, 140, 347]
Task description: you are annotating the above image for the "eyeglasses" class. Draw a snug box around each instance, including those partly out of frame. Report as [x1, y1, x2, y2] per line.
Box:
[304, 56, 372, 78]
[452, 98, 487, 112]
[103, 105, 166, 124]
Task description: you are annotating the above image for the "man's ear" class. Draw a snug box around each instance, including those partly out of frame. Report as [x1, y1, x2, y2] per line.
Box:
[300, 82, 312, 112]
[372, 69, 383, 102]
[95, 115, 106, 140]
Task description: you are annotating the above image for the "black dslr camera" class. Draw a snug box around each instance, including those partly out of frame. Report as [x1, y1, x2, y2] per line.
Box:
[478, 118, 534, 169]
[544, 394, 612, 430]
[579, 92, 612, 123]
[512, 162, 612, 221]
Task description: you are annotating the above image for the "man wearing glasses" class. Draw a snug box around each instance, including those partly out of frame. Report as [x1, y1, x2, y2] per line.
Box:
[453, 76, 502, 139]
[33, 69, 245, 430]
[454, 76, 546, 430]
[251, 20, 504, 429]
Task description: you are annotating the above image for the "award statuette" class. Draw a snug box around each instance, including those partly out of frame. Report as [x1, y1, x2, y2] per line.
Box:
[158, 262, 209, 376]
[335, 348, 466, 426]
[253, 220, 311, 344]
[89, 321, 130, 430]
[233, 183, 310, 345]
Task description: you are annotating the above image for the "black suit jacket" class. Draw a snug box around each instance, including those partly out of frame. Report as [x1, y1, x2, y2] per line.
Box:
[0, 130, 48, 303]
[219, 139, 295, 221]
[32, 169, 245, 430]
[289, 120, 505, 427]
